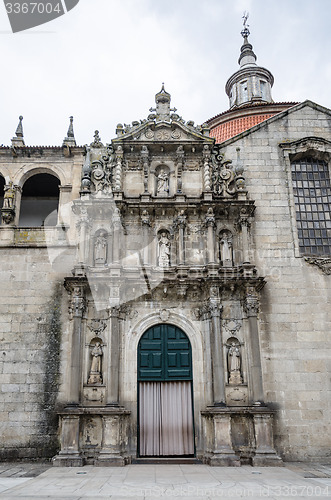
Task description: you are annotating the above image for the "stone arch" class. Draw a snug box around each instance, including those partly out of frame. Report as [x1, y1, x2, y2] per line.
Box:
[13, 164, 67, 188]
[18, 172, 60, 227]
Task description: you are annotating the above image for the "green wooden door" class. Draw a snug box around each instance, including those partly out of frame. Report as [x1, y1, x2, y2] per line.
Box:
[138, 324, 192, 381]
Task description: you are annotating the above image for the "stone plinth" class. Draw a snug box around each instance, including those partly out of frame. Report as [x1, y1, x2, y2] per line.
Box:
[201, 406, 283, 466]
[53, 406, 130, 466]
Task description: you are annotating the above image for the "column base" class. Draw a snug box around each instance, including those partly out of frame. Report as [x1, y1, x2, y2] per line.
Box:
[208, 453, 241, 467]
[52, 453, 84, 467]
[252, 452, 283, 467]
[96, 454, 128, 467]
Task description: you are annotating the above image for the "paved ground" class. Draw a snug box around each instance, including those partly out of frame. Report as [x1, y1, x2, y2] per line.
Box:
[0, 462, 331, 499]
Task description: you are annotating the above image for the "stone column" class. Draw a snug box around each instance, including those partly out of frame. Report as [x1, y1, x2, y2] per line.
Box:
[141, 210, 151, 266]
[209, 292, 226, 406]
[53, 414, 83, 467]
[245, 287, 264, 405]
[106, 307, 120, 405]
[252, 413, 283, 466]
[114, 145, 123, 191]
[112, 208, 121, 264]
[141, 146, 149, 193]
[239, 208, 250, 264]
[205, 208, 215, 264]
[76, 207, 90, 265]
[176, 145, 185, 193]
[177, 211, 187, 265]
[203, 145, 211, 191]
[65, 280, 87, 405]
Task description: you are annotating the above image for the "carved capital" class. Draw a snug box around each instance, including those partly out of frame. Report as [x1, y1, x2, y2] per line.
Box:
[244, 287, 259, 317]
[176, 284, 188, 298]
[68, 288, 87, 320]
[208, 299, 222, 317]
[140, 209, 151, 226]
[65, 278, 88, 320]
[175, 210, 187, 229]
[205, 207, 215, 227]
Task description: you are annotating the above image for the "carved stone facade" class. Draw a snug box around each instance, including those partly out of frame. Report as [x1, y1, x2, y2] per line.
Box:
[0, 42, 330, 465]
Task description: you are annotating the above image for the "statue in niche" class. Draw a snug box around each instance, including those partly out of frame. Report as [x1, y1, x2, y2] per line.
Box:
[227, 341, 243, 385]
[88, 342, 103, 385]
[158, 232, 170, 267]
[3, 182, 15, 209]
[220, 230, 233, 266]
[156, 169, 169, 195]
[94, 231, 108, 265]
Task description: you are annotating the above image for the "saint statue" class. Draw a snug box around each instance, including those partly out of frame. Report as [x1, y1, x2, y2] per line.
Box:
[220, 230, 233, 266]
[3, 182, 15, 209]
[94, 232, 107, 265]
[227, 342, 242, 385]
[156, 169, 169, 194]
[88, 342, 103, 385]
[158, 232, 170, 267]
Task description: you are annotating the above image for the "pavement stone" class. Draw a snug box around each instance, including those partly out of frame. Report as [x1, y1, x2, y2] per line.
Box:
[0, 462, 330, 499]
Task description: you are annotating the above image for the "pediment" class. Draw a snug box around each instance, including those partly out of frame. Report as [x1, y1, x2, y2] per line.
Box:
[115, 120, 211, 143]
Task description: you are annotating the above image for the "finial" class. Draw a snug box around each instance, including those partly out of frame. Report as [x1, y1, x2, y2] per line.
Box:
[11, 115, 25, 147]
[241, 11, 250, 39]
[63, 115, 76, 147]
[67, 116, 74, 138]
[15, 116, 24, 138]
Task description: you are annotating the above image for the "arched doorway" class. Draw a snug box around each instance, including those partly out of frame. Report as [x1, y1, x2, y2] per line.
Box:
[19, 173, 60, 227]
[137, 324, 194, 457]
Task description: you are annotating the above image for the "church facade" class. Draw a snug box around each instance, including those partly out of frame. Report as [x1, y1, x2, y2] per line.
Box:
[0, 27, 330, 465]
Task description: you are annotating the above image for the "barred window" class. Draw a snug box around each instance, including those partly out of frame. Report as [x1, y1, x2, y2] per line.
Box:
[291, 157, 331, 256]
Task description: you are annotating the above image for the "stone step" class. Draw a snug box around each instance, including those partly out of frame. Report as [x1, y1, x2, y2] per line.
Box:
[132, 457, 202, 465]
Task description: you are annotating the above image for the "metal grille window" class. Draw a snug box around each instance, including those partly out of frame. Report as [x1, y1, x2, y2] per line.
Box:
[291, 158, 331, 256]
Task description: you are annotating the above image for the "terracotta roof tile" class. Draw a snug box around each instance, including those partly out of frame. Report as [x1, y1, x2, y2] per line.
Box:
[210, 114, 274, 143]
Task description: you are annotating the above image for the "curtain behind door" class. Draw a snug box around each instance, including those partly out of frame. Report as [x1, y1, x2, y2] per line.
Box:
[139, 381, 194, 456]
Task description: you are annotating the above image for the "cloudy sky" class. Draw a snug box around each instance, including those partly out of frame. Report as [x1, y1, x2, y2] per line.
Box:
[0, 0, 330, 146]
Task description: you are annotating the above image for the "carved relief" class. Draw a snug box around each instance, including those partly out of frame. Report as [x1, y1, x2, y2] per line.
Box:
[210, 146, 246, 197]
[87, 319, 107, 337]
[305, 257, 331, 275]
[223, 319, 242, 337]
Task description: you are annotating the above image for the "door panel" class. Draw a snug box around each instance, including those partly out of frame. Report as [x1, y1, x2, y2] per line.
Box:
[138, 324, 194, 457]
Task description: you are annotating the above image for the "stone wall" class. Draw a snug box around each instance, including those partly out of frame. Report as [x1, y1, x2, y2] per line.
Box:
[220, 102, 331, 461]
[0, 247, 72, 459]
